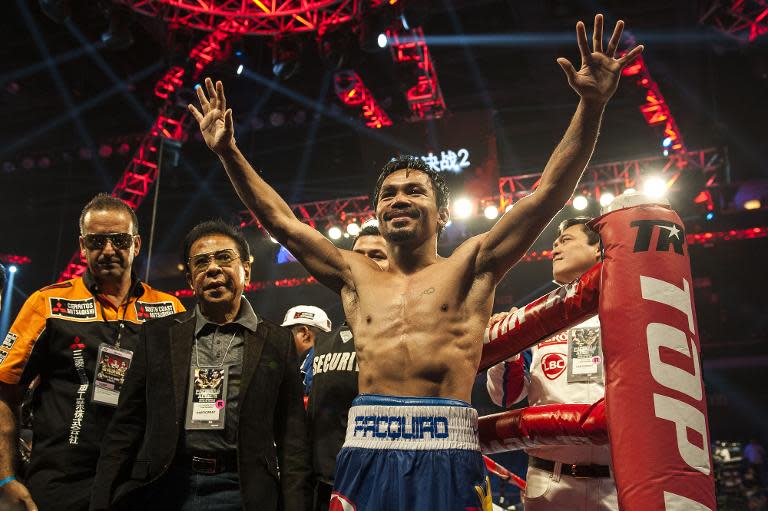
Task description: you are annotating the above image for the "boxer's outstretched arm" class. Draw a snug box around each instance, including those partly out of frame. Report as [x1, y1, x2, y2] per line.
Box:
[189, 78, 353, 293]
[475, 14, 643, 283]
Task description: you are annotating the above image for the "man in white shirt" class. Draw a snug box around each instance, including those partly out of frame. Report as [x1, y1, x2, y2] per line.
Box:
[486, 217, 615, 511]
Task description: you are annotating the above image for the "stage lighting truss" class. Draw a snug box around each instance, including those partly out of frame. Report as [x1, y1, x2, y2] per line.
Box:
[620, 42, 686, 160]
[239, 195, 375, 233]
[334, 70, 393, 128]
[699, 0, 768, 43]
[236, 148, 727, 234]
[387, 26, 446, 121]
[120, 0, 361, 36]
[498, 148, 725, 210]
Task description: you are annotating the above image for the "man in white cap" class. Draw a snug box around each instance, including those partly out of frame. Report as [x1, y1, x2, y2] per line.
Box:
[281, 305, 332, 361]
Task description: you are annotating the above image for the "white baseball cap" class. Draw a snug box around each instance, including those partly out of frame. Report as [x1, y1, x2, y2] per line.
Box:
[281, 305, 332, 332]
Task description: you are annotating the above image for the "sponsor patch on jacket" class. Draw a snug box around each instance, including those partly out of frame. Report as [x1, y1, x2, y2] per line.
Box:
[0, 350, 8, 365]
[135, 301, 176, 321]
[1, 332, 17, 350]
[49, 297, 97, 319]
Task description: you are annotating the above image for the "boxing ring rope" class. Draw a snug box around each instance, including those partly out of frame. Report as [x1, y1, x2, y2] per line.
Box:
[476, 203, 717, 510]
[479, 261, 601, 372]
[479, 401, 607, 455]
[482, 455, 527, 491]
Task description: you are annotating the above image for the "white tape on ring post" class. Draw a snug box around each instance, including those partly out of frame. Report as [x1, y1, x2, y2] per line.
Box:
[601, 191, 670, 215]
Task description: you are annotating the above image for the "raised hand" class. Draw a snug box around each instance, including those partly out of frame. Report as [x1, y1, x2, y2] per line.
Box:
[188, 77, 234, 155]
[557, 14, 643, 105]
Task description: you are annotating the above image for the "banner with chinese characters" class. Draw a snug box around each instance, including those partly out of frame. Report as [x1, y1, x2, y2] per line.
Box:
[360, 110, 499, 200]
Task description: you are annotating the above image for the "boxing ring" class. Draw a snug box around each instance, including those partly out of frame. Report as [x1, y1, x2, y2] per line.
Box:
[476, 203, 717, 510]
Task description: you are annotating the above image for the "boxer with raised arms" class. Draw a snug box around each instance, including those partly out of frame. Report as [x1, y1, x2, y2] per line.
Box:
[190, 14, 642, 511]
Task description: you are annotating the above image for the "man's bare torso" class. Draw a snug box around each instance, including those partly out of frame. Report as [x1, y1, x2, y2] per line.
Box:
[342, 237, 494, 403]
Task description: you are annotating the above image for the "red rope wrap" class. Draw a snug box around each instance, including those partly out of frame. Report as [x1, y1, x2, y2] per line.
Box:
[478, 400, 607, 455]
[478, 263, 601, 372]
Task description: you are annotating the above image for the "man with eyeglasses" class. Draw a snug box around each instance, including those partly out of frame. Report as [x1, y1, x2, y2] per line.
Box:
[0, 193, 183, 511]
[92, 219, 310, 511]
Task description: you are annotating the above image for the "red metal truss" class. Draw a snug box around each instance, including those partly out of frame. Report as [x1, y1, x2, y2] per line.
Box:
[700, 0, 768, 42]
[239, 195, 374, 230]
[387, 26, 447, 121]
[58, 22, 236, 281]
[621, 52, 687, 160]
[120, 0, 360, 36]
[239, 148, 726, 232]
[499, 147, 725, 208]
[334, 70, 393, 128]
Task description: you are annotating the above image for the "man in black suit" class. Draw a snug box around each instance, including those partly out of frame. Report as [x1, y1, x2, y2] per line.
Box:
[91, 220, 310, 511]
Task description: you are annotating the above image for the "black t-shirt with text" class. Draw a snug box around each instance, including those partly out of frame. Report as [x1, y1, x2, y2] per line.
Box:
[307, 324, 359, 484]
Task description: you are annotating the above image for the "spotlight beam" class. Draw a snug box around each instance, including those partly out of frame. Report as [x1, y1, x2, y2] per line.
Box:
[16, 0, 111, 189]
[0, 42, 105, 86]
[438, 0, 494, 111]
[0, 268, 16, 340]
[0, 60, 163, 159]
[64, 20, 230, 226]
[409, 30, 722, 47]
[242, 69, 420, 155]
[65, 21, 154, 125]
[290, 69, 332, 204]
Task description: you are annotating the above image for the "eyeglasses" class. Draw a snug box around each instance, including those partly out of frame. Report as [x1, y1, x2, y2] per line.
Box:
[188, 249, 241, 274]
[82, 233, 135, 250]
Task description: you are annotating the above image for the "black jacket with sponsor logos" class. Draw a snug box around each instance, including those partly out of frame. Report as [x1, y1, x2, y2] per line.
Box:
[0, 272, 184, 511]
[90, 309, 311, 511]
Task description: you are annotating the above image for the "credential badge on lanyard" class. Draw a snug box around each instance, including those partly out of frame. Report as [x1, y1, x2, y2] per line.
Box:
[92, 343, 134, 406]
[566, 326, 603, 384]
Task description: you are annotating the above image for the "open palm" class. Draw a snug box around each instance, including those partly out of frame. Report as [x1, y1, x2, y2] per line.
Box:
[557, 14, 643, 104]
[188, 77, 234, 155]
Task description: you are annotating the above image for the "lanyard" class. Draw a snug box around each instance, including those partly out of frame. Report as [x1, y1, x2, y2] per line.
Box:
[194, 326, 238, 368]
[98, 297, 130, 348]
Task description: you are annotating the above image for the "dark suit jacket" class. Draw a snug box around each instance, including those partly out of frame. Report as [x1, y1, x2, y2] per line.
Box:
[91, 310, 311, 511]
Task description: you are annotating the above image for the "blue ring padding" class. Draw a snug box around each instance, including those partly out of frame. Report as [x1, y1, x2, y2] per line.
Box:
[352, 393, 470, 408]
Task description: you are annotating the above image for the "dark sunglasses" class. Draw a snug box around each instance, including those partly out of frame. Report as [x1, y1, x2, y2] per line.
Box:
[188, 249, 241, 274]
[82, 233, 135, 250]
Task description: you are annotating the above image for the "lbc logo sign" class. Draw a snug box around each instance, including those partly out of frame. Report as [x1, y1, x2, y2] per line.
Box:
[541, 353, 566, 380]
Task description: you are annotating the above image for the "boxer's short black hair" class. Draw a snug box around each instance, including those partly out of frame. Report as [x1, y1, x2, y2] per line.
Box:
[372, 155, 450, 212]
[182, 220, 251, 271]
[557, 217, 600, 246]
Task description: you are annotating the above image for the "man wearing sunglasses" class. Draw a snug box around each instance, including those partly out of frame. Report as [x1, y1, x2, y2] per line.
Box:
[0, 193, 183, 511]
[92, 220, 310, 511]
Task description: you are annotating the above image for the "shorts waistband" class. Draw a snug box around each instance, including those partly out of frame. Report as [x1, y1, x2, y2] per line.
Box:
[352, 393, 472, 408]
[343, 394, 479, 451]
